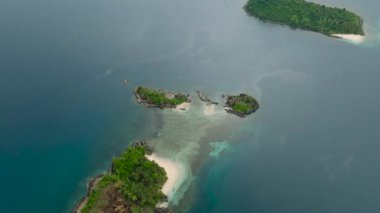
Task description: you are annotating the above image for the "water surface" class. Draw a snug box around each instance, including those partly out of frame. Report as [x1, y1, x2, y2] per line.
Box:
[1, 0, 380, 212]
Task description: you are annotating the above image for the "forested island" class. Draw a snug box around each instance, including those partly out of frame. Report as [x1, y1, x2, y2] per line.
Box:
[75, 143, 169, 213]
[134, 86, 190, 109]
[224, 94, 260, 118]
[244, 0, 364, 36]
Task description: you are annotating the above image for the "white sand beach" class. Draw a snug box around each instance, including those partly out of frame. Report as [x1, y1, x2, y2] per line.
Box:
[203, 104, 216, 116]
[332, 34, 365, 43]
[146, 154, 184, 207]
[175, 102, 190, 112]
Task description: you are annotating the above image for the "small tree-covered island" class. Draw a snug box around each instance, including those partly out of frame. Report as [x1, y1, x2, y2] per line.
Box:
[224, 94, 260, 118]
[244, 0, 364, 38]
[134, 86, 190, 109]
[75, 142, 170, 213]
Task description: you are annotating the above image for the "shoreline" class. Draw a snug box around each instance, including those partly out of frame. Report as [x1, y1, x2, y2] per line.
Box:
[331, 34, 365, 43]
[73, 175, 104, 213]
[175, 102, 191, 112]
[146, 154, 184, 207]
[244, 5, 366, 44]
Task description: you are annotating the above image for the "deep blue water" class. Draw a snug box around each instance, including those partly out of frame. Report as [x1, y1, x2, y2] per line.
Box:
[1, 0, 380, 212]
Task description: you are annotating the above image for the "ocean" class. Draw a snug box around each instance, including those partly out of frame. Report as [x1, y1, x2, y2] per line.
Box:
[1, 0, 380, 212]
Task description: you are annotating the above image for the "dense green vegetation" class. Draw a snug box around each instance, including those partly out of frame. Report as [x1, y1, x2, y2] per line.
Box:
[136, 86, 188, 107]
[112, 147, 167, 207]
[81, 175, 116, 213]
[81, 147, 167, 213]
[245, 0, 364, 35]
[225, 94, 259, 117]
[232, 101, 254, 113]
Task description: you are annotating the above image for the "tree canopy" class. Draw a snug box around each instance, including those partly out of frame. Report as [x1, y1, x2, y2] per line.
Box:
[81, 147, 167, 213]
[245, 0, 364, 35]
[112, 147, 167, 207]
[136, 86, 188, 107]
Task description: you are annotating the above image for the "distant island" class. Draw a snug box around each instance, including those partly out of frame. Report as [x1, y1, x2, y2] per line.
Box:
[224, 94, 260, 118]
[134, 86, 191, 110]
[75, 141, 170, 213]
[244, 0, 364, 41]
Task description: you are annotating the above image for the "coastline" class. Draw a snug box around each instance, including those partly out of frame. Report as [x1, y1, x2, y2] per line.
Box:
[331, 34, 365, 43]
[175, 102, 191, 112]
[73, 175, 104, 213]
[146, 154, 185, 207]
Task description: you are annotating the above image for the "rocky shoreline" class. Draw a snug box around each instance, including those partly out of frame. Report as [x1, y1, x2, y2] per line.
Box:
[131, 140, 154, 155]
[73, 175, 104, 213]
[196, 90, 218, 105]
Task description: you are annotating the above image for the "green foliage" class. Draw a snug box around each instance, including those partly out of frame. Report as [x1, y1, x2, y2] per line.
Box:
[136, 86, 188, 106]
[81, 175, 116, 213]
[81, 147, 168, 212]
[245, 0, 364, 35]
[227, 94, 259, 114]
[112, 147, 168, 208]
[232, 102, 253, 113]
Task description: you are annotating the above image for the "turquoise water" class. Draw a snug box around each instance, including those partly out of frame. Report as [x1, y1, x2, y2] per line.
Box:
[1, 0, 380, 212]
[209, 141, 231, 159]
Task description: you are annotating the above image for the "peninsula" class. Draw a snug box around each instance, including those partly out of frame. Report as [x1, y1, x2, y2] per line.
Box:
[244, 0, 364, 40]
[224, 94, 260, 118]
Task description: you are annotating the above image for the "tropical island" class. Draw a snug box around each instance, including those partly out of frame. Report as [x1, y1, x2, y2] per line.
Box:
[75, 141, 170, 213]
[244, 0, 364, 41]
[224, 94, 260, 118]
[134, 86, 191, 110]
